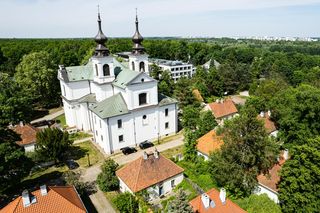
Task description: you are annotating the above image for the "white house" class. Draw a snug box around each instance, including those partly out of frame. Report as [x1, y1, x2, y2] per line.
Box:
[116, 150, 184, 199]
[257, 111, 278, 137]
[57, 13, 178, 154]
[12, 123, 38, 152]
[205, 99, 238, 125]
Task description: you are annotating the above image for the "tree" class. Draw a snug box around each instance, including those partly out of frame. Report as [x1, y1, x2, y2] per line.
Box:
[36, 128, 72, 163]
[174, 77, 198, 110]
[113, 192, 139, 213]
[278, 137, 320, 213]
[183, 128, 198, 161]
[181, 105, 200, 130]
[150, 64, 162, 80]
[0, 128, 33, 195]
[0, 73, 32, 126]
[15, 51, 60, 107]
[209, 107, 278, 197]
[166, 189, 193, 213]
[198, 110, 217, 136]
[63, 171, 96, 197]
[237, 194, 281, 213]
[158, 70, 174, 96]
[97, 159, 119, 192]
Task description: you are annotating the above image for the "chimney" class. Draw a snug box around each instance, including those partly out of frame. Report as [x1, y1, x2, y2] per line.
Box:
[267, 110, 271, 117]
[59, 64, 65, 70]
[221, 99, 224, 103]
[215, 99, 219, 103]
[143, 151, 148, 160]
[283, 149, 289, 160]
[201, 193, 210, 209]
[260, 111, 265, 117]
[19, 121, 24, 127]
[154, 149, 159, 159]
[40, 185, 47, 196]
[22, 190, 31, 207]
[219, 188, 226, 205]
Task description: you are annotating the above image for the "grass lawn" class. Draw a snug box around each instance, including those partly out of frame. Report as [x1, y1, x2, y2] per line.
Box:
[72, 141, 105, 167]
[69, 132, 93, 141]
[161, 145, 183, 159]
[55, 114, 66, 127]
[175, 179, 198, 200]
[104, 191, 120, 211]
[153, 131, 183, 145]
[24, 165, 68, 181]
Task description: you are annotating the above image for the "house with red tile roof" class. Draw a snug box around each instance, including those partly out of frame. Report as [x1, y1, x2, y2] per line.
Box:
[190, 188, 247, 213]
[0, 185, 87, 213]
[206, 99, 238, 125]
[12, 123, 39, 152]
[116, 150, 184, 199]
[257, 111, 278, 137]
[255, 150, 289, 203]
[196, 130, 224, 160]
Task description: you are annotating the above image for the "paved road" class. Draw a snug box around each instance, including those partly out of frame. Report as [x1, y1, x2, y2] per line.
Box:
[31, 109, 64, 123]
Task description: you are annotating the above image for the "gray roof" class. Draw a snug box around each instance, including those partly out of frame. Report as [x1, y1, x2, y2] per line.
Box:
[65, 61, 94, 82]
[112, 59, 142, 89]
[158, 94, 178, 106]
[62, 93, 97, 104]
[89, 93, 129, 119]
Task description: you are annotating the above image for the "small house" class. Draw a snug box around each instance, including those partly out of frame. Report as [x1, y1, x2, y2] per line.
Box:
[206, 99, 238, 125]
[196, 130, 224, 160]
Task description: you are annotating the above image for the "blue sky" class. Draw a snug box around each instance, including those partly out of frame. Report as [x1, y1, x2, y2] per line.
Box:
[0, 0, 320, 38]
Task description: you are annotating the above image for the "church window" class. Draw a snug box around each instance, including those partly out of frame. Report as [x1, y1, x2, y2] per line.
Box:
[165, 122, 169, 129]
[95, 64, 98, 76]
[117, 119, 122, 128]
[132, 62, 135, 71]
[63, 85, 66, 96]
[99, 120, 102, 128]
[103, 64, 110, 76]
[119, 135, 124, 143]
[142, 115, 148, 125]
[141, 78, 144, 83]
[165, 108, 169, 117]
[139, 93, 147, 106]
[139, 62, 145, 72]
[101, 135, 103, 141]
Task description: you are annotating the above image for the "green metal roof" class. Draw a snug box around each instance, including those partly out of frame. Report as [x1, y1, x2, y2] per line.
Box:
[158, 93, 178, 106]
[66, 61, 94, 82]
[89, 93, 129, 119]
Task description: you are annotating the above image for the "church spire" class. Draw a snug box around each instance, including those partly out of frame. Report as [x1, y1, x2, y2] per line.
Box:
[132, 9, 145, 55]
[94, 6, 109, 57]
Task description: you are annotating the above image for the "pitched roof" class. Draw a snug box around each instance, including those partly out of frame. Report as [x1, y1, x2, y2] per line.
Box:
[196, 130, 224, 156]
[208, 99, 238, 119]
[0, 186, 86, 213]
[189, 188, 247, 213]
[158, 93, 178, 106]
[65, 61, 94, 82]
[112, 59, 142, 89]
[116, 153, 184, 193]
[257, 113, 277, 134]
[193, 89, 204, 102]
[12, 125, 38, 146]
[257, 153, 286, 192]
[89, 93, 129, 119]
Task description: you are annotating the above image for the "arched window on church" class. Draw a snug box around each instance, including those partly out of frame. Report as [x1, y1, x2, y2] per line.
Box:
[95, 64, 98, 76]
[132, 62, 135, 71]
[103, 64, 110, 76]
[139, 93, 147, 106]
[139, 62, 145, 72]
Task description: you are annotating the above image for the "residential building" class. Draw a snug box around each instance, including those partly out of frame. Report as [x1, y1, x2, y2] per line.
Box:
[57, 13, 178, 154]
[116, 150, 184, 199]
[0, 185, 87, 213]
[205, 99, 238, 125]
[11, 123, 38, 152]
[257, 111, 278, 137]
[196, 130, 223, 160]
[190, 188, 247, 213]
[256, 150, 289, 203]
[149, 58, 196, 82]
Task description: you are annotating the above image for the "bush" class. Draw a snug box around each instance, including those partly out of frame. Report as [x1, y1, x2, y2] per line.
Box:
[113, 192, 139, 213]
[236, 194, 281, 213]
[97, 159, 119, 192]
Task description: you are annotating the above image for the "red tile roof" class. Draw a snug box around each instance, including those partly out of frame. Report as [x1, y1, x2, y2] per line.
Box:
[257, 154, 286, 192]
[190, 188, 247, 213]
[208, 99, 238, 119]
[116, 152, 184, 193]
[0, 186, 86, 213]
[196, 130, 224, 156]
[12, 125, 38, 146]
[257, 113, 277, 134]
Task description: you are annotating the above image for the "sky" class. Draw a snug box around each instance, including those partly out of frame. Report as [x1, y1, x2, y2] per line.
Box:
[0, 0, 320, 38]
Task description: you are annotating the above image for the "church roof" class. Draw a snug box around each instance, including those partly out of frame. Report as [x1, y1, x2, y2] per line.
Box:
[65, 61, 94, 82]
[89, 93, 129, 119]
[112, 69, 141, 89]
[158, 94, 178, 106]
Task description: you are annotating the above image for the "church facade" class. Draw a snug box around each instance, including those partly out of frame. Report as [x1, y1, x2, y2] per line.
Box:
[58, 13, 178, 154]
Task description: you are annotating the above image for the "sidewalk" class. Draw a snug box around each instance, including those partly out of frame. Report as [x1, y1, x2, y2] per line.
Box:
[31, 109, 64, 123]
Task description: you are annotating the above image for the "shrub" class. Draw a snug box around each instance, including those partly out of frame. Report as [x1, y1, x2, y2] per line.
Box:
[97, 159, 119, 192]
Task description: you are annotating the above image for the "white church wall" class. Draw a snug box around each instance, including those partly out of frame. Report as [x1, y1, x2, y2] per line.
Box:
[63, 81, 90, 100]
[158, 104, 177, 137]
[90, 82, 114, 102]
[62, 100, 76, 128]
[127, 82, 158, 110]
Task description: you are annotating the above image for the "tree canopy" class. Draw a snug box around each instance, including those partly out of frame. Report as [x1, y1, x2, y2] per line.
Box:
[97, 159, 119, 192]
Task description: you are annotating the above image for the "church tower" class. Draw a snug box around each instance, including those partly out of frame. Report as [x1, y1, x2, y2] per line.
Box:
[92, 11, 115, 84]
[129, 10, 149, 74]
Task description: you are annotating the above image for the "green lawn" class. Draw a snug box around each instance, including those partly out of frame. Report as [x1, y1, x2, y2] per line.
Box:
[55, 114, 66, 127]
[175, 179, 198, 201]
[71, 141, 105, 167]
[161, 145, 183, 159]
[69, 132, 92, 141]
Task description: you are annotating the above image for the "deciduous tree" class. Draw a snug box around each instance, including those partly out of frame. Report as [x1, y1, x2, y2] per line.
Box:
[97, 159, 119, 192]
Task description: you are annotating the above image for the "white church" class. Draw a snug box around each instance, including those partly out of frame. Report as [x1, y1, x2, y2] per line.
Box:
[58, 13, 178, 154]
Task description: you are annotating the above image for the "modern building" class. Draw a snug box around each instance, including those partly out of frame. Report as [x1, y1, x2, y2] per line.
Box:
[257, 111, 278, 137]
[196, 130, 224, 160]
[11, 123, 38, 152]
[205, 99, 238, 125]
[0, 185, 87, 213]
[57, 13, 178, 154]
[256, 150, 289, 203]
[190, 188, 247, 213]
[149, 58, 196, 82]
[116, 150, 184, 199]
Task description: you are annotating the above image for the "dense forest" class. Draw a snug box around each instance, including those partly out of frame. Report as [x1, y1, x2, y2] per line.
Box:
[1, 38, 320, 212]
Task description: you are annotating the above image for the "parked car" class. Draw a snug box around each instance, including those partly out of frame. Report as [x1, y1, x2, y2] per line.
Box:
[139, 141, 154, 149]
[66, 159, 79, 170]
[120, 147, 137, 155]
